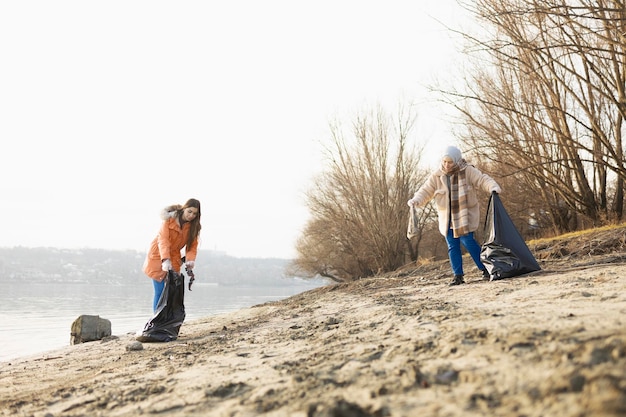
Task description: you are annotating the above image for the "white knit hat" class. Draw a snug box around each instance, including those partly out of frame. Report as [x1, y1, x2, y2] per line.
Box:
[442, 145, 463, 164]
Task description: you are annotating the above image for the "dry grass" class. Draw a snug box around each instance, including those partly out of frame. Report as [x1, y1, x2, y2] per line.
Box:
[530, 223, 626, 261]
[386, 223, 626, 281]
[529, 222, 626, 245]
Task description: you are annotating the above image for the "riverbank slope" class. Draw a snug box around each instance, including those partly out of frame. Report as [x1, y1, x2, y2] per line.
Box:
[1, 227, 626, 416]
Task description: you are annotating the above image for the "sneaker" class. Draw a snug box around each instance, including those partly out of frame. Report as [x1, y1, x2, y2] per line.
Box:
[482, 269, 490, 280]
[449, 275, 465, 286]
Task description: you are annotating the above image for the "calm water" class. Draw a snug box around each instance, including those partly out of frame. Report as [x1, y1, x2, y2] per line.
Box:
[0, 279, 325, 363]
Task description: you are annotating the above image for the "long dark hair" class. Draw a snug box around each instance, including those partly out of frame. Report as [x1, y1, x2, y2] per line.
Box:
[180, 198, 201, 249]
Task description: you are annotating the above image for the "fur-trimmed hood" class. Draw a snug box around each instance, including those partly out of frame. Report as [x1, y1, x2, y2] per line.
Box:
[160, 205, 181, 221]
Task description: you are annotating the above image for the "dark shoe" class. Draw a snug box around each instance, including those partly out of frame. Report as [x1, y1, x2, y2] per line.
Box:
[482, 269, 490, 280]
[449, 275, 465, 286]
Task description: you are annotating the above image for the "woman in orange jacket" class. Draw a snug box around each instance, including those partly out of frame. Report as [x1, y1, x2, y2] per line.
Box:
[143, 198, 201, 311]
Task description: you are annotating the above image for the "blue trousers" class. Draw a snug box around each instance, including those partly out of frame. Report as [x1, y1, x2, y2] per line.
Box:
[152, 279, 165, 312]
[445, 228, 486, 276]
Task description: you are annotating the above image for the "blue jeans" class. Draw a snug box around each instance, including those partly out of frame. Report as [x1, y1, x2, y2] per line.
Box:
[445, 229, 486, 276]
[152, 279, 165, 312]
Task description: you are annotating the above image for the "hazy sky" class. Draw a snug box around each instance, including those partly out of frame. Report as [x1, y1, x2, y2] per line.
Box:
[1, 1, 469, 259]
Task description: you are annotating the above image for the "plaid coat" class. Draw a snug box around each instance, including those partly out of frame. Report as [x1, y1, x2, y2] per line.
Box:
[410, 165, 501, 237]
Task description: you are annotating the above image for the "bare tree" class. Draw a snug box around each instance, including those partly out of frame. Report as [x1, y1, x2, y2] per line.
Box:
[443, 0, 626, 235]
[289, 106, 430, 282]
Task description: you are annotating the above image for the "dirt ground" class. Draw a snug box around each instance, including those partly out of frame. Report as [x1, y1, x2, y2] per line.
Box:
[1, 228, 625, 417]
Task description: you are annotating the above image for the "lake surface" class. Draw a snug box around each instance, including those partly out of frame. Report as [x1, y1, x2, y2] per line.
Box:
[0, 278, 326, 363]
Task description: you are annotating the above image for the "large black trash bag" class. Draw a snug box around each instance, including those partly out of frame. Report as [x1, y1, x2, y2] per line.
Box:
[480, 192, 541, 281]
[137, 270, 186, 342]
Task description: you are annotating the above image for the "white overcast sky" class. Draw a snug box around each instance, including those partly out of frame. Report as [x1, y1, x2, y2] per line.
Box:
[0, 1, 471, 259]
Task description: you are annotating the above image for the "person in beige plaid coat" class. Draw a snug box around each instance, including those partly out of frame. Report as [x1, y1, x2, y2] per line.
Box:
[408, 146, 501, 285]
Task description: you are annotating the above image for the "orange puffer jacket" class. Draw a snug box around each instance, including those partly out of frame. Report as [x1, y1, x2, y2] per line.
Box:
[142, 211, 198, 281]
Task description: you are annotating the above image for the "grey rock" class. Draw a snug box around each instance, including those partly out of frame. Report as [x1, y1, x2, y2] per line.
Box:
[126, 341, 144, 351]
[70, 315, 112, 345]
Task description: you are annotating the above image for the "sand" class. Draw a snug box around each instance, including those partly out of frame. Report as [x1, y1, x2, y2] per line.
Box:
[1, 255, 625, 417]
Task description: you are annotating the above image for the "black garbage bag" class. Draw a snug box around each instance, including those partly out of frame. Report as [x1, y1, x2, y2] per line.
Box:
[481, 192, 541, 281]
[137, 270, 186, 342]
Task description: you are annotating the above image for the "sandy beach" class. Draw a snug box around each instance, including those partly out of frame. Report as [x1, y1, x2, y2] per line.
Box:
[1, 244, 625, 416]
